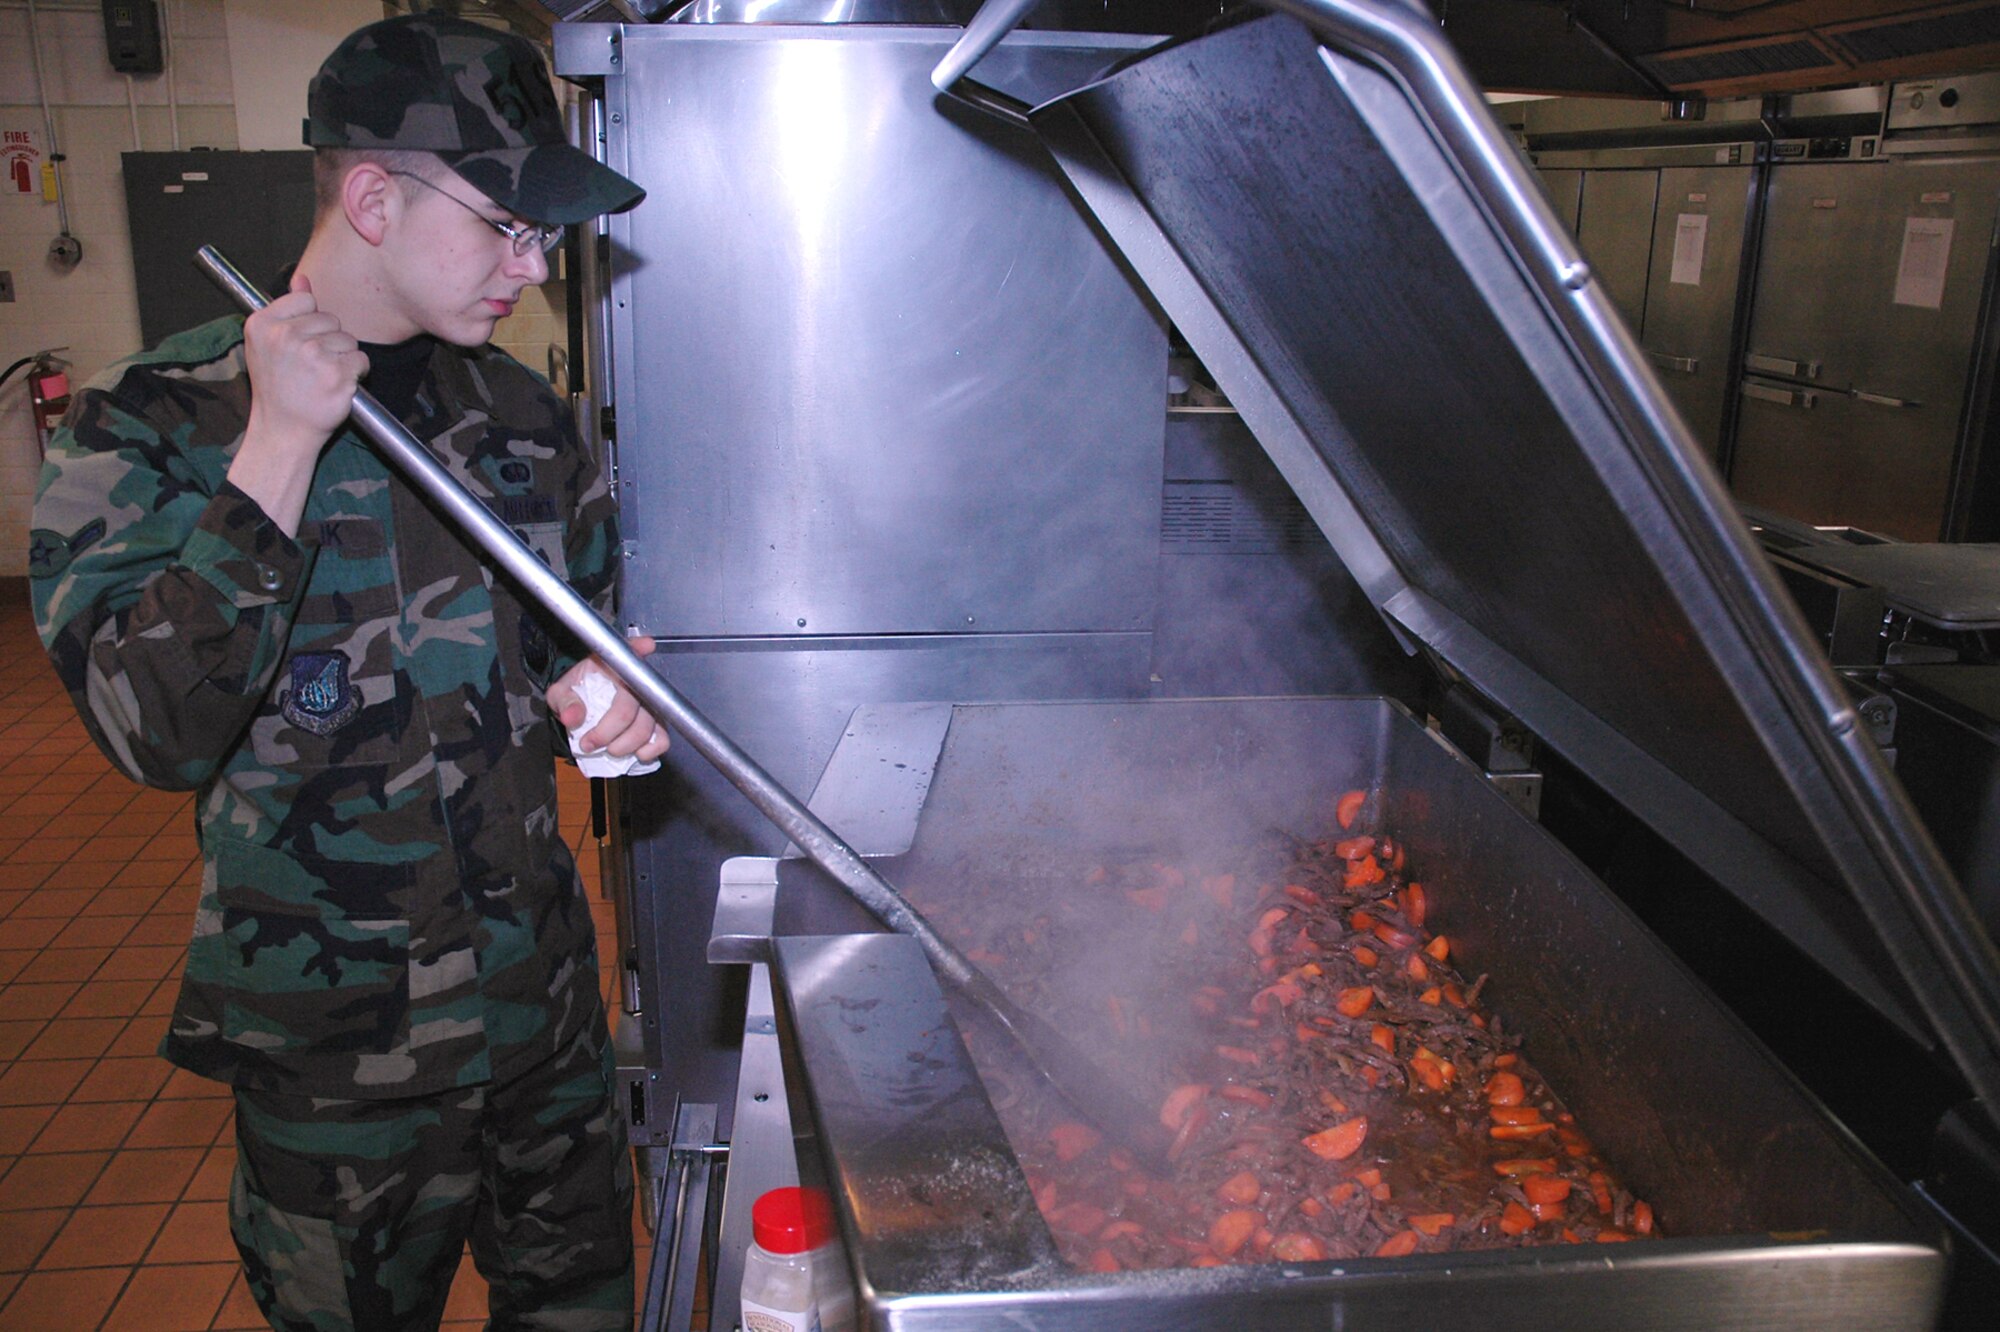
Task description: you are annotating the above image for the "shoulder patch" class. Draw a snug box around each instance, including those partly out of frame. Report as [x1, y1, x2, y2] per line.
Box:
[281, 652, 361, 735]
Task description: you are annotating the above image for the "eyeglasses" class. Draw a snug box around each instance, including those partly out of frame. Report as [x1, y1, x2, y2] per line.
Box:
[387, 170, 563, 256]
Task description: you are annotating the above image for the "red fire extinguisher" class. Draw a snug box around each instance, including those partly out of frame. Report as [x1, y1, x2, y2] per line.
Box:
[2, 347, 70, 454]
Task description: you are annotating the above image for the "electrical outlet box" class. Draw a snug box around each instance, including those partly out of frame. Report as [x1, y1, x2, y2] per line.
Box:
[0, 271, 13, 303]
[102, 1, 164, 75]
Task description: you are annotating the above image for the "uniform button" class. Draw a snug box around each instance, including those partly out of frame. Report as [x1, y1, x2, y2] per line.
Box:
[256, 563, 283, 592]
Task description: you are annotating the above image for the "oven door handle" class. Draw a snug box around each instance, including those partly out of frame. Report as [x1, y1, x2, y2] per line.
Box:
[1742, 382, 1818, 409]
[1853, 389, 1918, 409]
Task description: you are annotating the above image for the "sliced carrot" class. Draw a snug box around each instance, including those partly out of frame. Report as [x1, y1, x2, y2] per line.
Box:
[1442, 983, 1467, 1008]
[1283, 883, 1321, 906]
[1425, 935, 1450, 962]
[1419, 987, 1442, 1006]
[1498, 1201, 1537, 1236]
[1492, 1157, 1558, 1177]
[1086, 1248, 1120, 1273]
[1328, 1182, 1358, 1206]
[1371, 1023, 1396, 1053]
[1216, 1170, 1263, 1205]
[1522, 1174, 1572, 1207]
[1362, 1065, 1383, 1088]
[1633, 1201, 1655, 1236]
[1318, 1089, 1348, 1115]
[1349, 910, 1377, 932]
[1485, 1071, 1527, 1107]
[1490, 1105, 1546, 1127]
[1208, 1208, 1263, 1258]
[1374, 1230, 1420, 1258]
[1596, 1229, 1634, 1243]
[1159, 1082, 1210, 1132]
[1352, 945, 1380, 968]
[1335, 986, 1375, 1018]
[1345, 855, 1387, 891]
[1401, 881, 1427, 929]
[1493, 1052, 1519, 1068]
[1299, 962, 1324, 978]
[1294, 1023, 1324, 1044]
[1298, 1197, 1325, 1219]
[1047, 1121, 1101, 1162]
[1200, 873, 1236, 908]
[1588, 1171, 1613, 1215]
[1271, 1232, 1328, 1262]
[1336, 789, 1367, 829]
[1302, 1116, 1368, 1161]
[1409, 1212, 1455, 1237]
[1219, 1084, 1273, 1108]
[1251, 979, 1304, 1014]
[1375, 921, 1418, 949]
[1216, 1045, 1261, 1066]
[1099, 1220, 1144, 1242]
[1333, 836, 1376, 861]
[1167, 1101, 1213, 1164]
[1490, 1123, 1555, 1140]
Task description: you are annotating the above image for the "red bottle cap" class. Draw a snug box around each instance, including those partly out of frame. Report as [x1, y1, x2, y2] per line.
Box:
[752, 1186, 835, 1255]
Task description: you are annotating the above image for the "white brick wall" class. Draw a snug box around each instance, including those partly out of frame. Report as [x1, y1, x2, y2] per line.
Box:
[0, 0, 575, 578]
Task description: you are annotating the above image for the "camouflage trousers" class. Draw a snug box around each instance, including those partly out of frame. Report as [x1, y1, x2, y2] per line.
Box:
[229, 1018, 633, 1331]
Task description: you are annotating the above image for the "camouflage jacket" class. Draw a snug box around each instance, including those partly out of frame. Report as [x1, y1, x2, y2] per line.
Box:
[32, 315, 621, 1099]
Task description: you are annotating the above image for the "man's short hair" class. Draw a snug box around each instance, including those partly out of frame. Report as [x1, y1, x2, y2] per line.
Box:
[310, 147, 446, 221]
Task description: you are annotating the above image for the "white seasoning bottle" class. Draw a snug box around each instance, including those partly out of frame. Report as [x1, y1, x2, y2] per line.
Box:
[741, 1186, 849, 1332]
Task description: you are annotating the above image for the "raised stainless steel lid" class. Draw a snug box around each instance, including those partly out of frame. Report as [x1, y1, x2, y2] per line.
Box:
[942, 0, 2000, 1123]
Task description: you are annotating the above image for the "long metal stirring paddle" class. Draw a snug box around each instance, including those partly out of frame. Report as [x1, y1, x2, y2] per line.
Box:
[197, 244, 1168, 1166]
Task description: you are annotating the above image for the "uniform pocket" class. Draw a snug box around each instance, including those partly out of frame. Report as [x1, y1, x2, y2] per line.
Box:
[250, 524, 406, 772]
[211, 838, 413, 1059]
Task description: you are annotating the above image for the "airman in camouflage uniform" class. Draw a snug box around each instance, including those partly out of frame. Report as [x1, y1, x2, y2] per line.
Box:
[31, 14, 651, 1330]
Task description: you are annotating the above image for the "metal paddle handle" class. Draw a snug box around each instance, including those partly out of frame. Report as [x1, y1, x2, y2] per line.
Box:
[196, 245, 1165, 1161]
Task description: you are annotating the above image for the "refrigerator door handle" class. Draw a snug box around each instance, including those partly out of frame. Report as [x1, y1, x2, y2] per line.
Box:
[1742, 381, 1818, 409]
[1745, 352, 1823, 380]
[1853, 389, 1919, 409]
[1648, 351, 1699, 375]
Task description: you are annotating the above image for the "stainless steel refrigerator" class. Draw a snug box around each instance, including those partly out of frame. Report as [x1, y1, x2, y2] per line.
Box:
[1733, 152, 2000, 540]
[1538, 146, 1758, 463]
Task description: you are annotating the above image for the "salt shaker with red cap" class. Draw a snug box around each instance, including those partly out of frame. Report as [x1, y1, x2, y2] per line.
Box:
[740, 1186, 855, 1332]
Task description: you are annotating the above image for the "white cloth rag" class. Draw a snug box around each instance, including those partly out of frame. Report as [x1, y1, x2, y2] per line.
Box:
[568, 664, 661, 778]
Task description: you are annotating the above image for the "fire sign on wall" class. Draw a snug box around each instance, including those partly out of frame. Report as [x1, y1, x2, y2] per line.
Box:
[4, 122, 47, 196]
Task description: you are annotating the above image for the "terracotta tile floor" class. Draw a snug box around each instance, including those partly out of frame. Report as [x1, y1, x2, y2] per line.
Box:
[0, 579, 649, 1329]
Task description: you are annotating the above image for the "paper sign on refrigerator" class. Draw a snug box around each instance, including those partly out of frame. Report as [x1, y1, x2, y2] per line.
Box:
[1893, 217, 1954, 310]
[1669, 214, 1708, 286]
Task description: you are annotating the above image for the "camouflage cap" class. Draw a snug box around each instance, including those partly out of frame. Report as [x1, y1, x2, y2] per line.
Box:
[305, 13, 643, 225]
